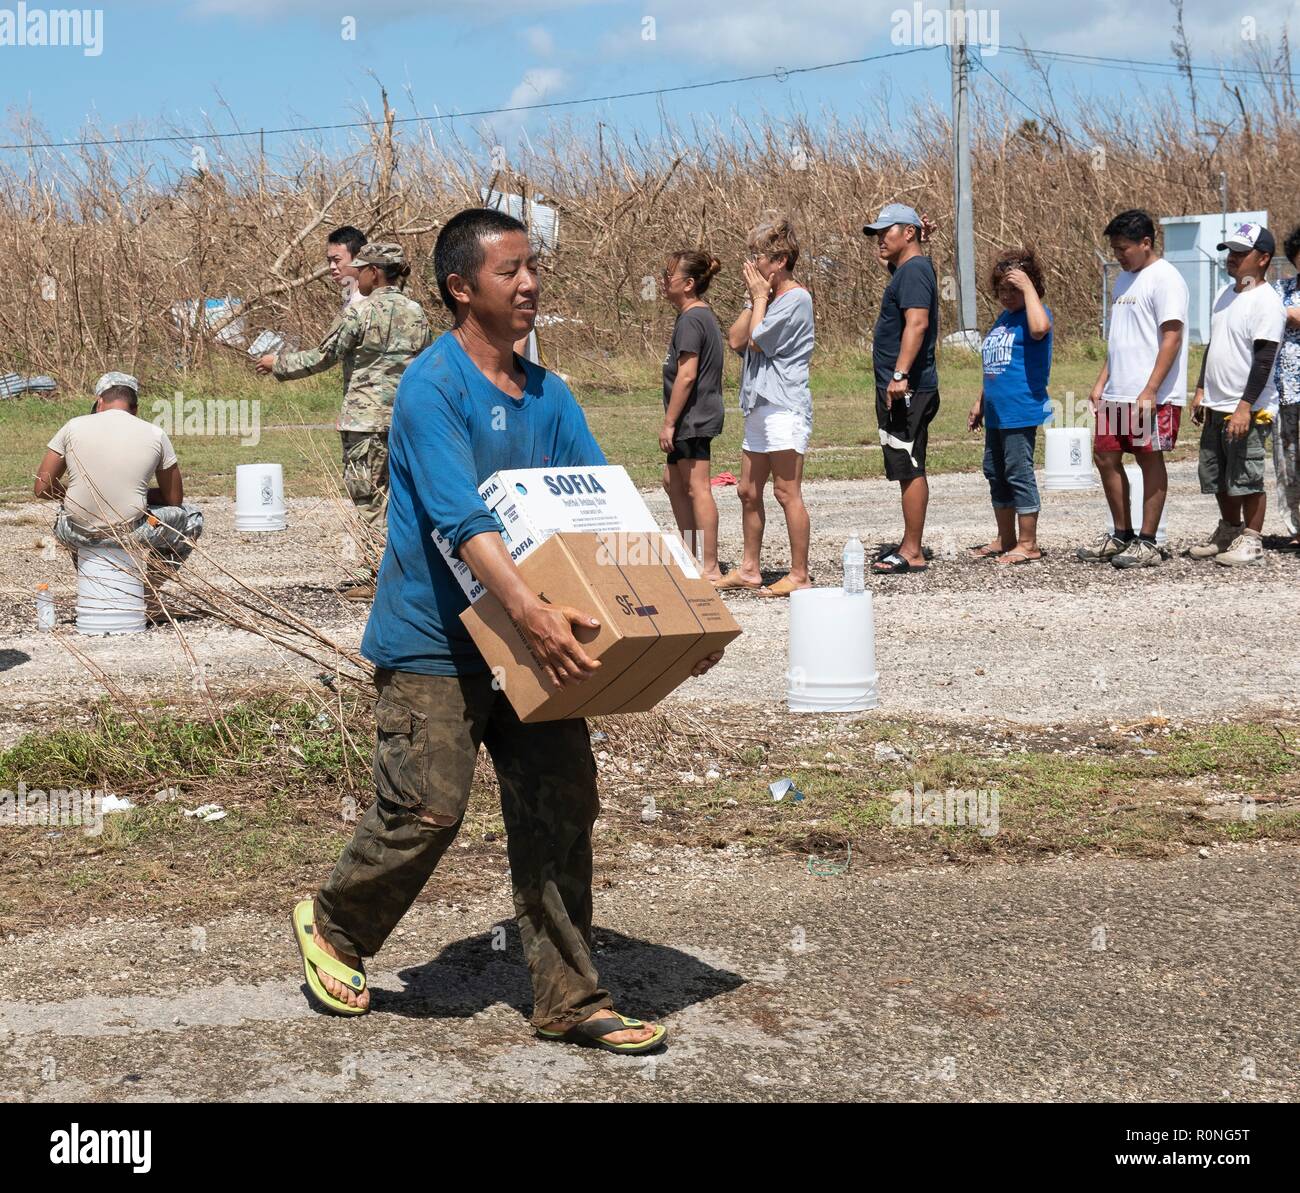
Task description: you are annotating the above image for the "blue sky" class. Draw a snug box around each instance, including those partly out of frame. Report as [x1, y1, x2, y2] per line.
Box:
[0, 0, 1295, 169]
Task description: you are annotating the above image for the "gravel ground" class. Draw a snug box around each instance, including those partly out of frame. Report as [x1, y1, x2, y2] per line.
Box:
[2, 460, 1299, 744]
[3, 841, 1295, 1102]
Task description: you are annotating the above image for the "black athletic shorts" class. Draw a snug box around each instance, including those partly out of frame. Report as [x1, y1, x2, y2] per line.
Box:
[667, 435, 713, 463]
[875, 387, 940, 481]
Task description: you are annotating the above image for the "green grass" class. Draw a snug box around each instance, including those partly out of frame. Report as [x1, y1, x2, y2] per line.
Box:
[0, 695, 364, 792]
[1, 701, 1294, 933]
[677, 718, 1300, 859]
[0, 341, 1207, 500]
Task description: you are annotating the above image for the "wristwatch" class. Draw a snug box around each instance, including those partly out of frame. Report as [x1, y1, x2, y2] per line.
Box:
[892, 370, 908, 382]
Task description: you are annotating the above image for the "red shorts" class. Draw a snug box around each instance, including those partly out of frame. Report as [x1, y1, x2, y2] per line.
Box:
[1094, 400, 1181, 454]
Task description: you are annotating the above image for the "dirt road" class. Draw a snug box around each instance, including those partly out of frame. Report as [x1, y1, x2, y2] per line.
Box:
[3, 461, 1300, 746]
[3, 843, 1295, 1102]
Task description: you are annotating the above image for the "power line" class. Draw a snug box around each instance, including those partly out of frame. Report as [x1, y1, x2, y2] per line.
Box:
[0, 46, 939, 153]
[2, 38, 1287, 158]
[1001, 44, 1298, 84]
[971, 56, 1188, 190]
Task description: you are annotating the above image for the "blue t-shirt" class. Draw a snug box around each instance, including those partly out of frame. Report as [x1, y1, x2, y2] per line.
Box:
[361, 331, 606, 676]
[980, 306, 1054, 428]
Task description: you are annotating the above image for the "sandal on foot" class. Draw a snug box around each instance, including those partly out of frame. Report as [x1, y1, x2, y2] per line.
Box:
[873, 552, 927, 575]
[713, 570, 763, 591]
[291, 899, 368, 1016]
[537, 1011, 667, 1054]
[712, 566, 759, 590]
[758, 573, 812, 597]
[968, 543, 1005, 559]
[995, 549, 1041, 567]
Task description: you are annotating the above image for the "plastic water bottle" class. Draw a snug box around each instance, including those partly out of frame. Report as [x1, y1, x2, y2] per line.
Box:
[842, 534, 865, 594]
[36, 583, 55, 630]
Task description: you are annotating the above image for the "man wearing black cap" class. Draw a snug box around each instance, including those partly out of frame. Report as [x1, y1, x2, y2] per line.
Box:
[1189, 222, 1286, 566]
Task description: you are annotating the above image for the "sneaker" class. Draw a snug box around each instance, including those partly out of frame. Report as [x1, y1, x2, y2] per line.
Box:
[1188, 519, 1243, 559]
[1111, 537, 1164, 569]
[1076, 531, 1127, 562]
[1213, 530, 1264, 567]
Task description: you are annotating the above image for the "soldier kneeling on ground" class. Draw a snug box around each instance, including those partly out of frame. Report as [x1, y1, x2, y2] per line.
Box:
[34, 371, 204, 621]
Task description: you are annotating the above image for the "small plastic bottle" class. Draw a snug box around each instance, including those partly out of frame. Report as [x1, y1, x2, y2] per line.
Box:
[842, 534, 865, 594]
[36, 583, 55, 630]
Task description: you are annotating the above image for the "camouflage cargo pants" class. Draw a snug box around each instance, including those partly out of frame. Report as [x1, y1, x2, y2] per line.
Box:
[340, 430, 389, 528]
[314, 668, 614, 1029]
[54, 504, 204, 566]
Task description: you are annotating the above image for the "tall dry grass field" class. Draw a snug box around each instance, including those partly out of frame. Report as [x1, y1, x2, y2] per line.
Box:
[2, 50, 1297, 391]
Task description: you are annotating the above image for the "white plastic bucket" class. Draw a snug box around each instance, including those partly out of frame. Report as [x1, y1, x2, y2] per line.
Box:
[76, 545, 146, 635]
[234, 462, 286, 532]
[786, 589, 879, 713]
[1042, 426, 1096, 491]
[1107, 462, 1169, 545]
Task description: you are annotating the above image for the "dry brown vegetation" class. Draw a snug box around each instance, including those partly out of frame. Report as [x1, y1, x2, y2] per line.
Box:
[2, 48, 1298, 389]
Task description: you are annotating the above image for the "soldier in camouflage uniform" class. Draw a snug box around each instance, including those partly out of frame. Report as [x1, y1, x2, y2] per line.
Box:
[258, 242, 431, 594]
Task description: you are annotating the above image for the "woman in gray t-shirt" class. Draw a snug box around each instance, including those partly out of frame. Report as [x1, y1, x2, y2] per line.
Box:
[717, 212, 815, 597]
[660, 248, 726, 581]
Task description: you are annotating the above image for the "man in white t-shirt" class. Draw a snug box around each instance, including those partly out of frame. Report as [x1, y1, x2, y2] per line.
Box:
[1077, 209, 1189, 569]
[1188, 223, 1285, 566]
[35, 372, 204, 611]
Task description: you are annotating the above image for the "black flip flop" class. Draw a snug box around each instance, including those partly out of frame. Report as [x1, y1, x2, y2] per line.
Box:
[879, 543, 936, 561]
[873, 552, 928, 575]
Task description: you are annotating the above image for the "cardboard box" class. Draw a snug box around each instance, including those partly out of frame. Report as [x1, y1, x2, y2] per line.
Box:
[460, 531, 741, 722]
[432, 465, 683, 603]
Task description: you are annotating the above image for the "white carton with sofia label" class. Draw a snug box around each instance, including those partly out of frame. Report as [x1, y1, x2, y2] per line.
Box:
[432, 464, 697, 600]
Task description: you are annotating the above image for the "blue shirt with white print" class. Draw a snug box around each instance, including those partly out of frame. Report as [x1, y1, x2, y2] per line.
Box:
[981, 306, 1054, 428]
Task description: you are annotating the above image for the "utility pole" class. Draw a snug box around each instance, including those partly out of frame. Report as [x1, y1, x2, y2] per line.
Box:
[1218, 170, 1228, 246]
[951, 26, 979, 348]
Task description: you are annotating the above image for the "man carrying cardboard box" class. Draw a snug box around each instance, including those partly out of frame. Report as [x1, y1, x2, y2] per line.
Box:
[291, 207, 724, 1054]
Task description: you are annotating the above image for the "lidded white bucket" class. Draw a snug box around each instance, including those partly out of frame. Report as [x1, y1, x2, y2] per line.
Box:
[786, 589, 879, 713]
[76, 545, 146, 635]
[1107, 462, 1169, 544]
[234, 462, 286, 532]
[1042, 426, 1096, 491]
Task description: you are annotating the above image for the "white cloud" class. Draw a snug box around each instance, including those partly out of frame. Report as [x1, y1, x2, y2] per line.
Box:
[482, 67, 571, 153]
[190, 0, 600, 20]
[506, 67, 568, 110]
[524, 25, 556, 57]
[597, 0, 1300, 67]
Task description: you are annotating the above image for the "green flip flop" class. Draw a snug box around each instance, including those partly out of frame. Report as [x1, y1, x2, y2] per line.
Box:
[537, 1011, 667, 1054]
[291, 898, 368, 1016]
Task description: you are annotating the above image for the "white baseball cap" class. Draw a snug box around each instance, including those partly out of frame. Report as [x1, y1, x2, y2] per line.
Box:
[1217, 222, 1276, 255]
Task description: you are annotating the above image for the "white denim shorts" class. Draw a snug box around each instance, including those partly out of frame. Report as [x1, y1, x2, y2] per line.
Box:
[742, 402, 811, 455]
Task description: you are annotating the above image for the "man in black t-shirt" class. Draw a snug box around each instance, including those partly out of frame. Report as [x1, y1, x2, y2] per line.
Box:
[864, 203, 940, 574]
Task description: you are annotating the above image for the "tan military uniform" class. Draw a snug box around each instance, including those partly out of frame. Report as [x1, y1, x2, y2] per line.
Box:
[274, 285, 431, 525]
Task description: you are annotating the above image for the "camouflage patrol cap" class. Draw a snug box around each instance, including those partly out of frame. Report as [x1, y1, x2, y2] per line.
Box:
[351, 242, 407, 269]
[94, 371, 139, 396]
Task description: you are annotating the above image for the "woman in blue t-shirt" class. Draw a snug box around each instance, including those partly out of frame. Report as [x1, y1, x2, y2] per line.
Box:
[968, 247, 1054, 565]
